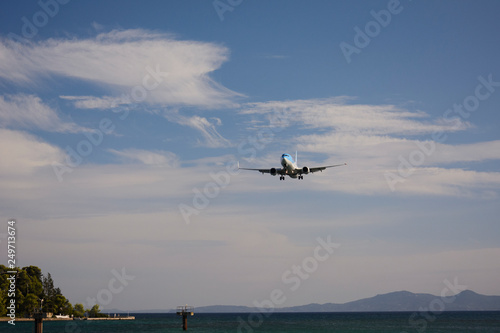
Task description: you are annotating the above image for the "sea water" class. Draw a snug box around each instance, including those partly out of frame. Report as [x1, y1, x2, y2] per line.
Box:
[5, 312, 500, 332]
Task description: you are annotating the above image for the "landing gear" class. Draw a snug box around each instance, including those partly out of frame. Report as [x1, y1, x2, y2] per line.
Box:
[298, 175, 303, 180]
[279, 176, 285, 180]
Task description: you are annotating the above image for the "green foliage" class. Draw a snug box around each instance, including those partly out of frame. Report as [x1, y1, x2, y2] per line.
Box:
[0, 265, 77, 318]
[42, 272, 56, 313]
[0, 265, 12, 316]
[89, 304, 100, 317]
[73, 303, 85, 318]
[23, 294, 39, 314]
[87, 304, 109, 318]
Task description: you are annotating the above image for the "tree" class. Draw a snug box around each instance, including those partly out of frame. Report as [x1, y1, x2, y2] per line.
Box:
[0, 265, 8, 316]
[64, 301, 73, 316]
[54, 295, 66, 314]
[0, 293, 5, 317]
[88, 304, 108, 318]
[42, 272, 57, 313]
[24, 266, 43, 297]
[0, 266, 73, 317]
[73, 303, 85, 318]
[23, 294, 39, 315]
[24, 266, 42, 281]
[89, 304, 100, 318]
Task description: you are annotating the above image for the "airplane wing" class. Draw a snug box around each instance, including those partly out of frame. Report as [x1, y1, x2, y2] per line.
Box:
[306, 163, 347, 174]
[238, 162, 285, 175]
[238, 167, 285, 175]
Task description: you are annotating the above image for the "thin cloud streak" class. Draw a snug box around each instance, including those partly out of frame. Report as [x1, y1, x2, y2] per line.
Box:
[164, 110, 232, 148]
[243, 98, 470, 135]
[0, 94, 90, 133]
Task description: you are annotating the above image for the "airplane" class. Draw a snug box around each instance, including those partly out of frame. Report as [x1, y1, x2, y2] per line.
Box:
[238, 152, 346, 180]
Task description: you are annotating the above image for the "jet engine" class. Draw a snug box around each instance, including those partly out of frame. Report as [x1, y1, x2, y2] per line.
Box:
[270, 168, 277, 176]
[302, 166, 310, 174]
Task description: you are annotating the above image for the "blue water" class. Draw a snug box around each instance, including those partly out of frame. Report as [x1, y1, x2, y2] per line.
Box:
[4, 312, 500, 332]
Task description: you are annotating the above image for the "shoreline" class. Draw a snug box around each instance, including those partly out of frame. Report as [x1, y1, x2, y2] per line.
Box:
[0, 316, 135, 322]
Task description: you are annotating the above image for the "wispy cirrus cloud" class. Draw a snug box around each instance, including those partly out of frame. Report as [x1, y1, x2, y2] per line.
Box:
[242, 97, 470, 135]
[59, 95, 129, 110]
[163, 110, 232, 148]
[0, 29, 243, 109]
[0, 94, 90, 133]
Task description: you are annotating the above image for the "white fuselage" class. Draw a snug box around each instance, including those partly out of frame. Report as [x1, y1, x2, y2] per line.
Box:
[281, 154, 298, 178]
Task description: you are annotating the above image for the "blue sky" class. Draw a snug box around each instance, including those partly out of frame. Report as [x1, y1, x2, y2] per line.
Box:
[1, 0, 500, 311]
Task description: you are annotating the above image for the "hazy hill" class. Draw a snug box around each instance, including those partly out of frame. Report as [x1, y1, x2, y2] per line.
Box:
[193, 290, 500, 313]
[109, 290, 500, 313]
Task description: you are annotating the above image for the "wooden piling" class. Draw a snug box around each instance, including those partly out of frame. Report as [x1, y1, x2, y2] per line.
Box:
[176, 305, 194, 331]
[33, 312, 44, 333]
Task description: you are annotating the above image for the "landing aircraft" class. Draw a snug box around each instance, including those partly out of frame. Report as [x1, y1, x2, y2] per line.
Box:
[238, 152, 346, 180]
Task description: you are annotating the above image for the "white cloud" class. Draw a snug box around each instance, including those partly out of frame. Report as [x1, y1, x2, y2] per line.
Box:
[0, 128, 65, 175]
[108, 148, 180, 167]
[0, 94, 89, 133]
[164, 110, 232, 148]
[59, 95, 127, 109]
[0, 29, 242, 108]
[391, 167, 500, 197]
[430, 140, 500, 164]
[292, 134, 500, 197]
[243, 98, 470, 135]
[296, 133, 500, 166]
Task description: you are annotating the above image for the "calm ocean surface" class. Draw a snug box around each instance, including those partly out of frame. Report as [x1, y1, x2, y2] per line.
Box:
[6, 312, 500, 332]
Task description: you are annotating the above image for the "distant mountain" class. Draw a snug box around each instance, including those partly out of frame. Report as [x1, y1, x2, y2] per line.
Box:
[192, 290, 500, 313]
[109, 290, 500, 314]
[193, 305, 257, 313]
